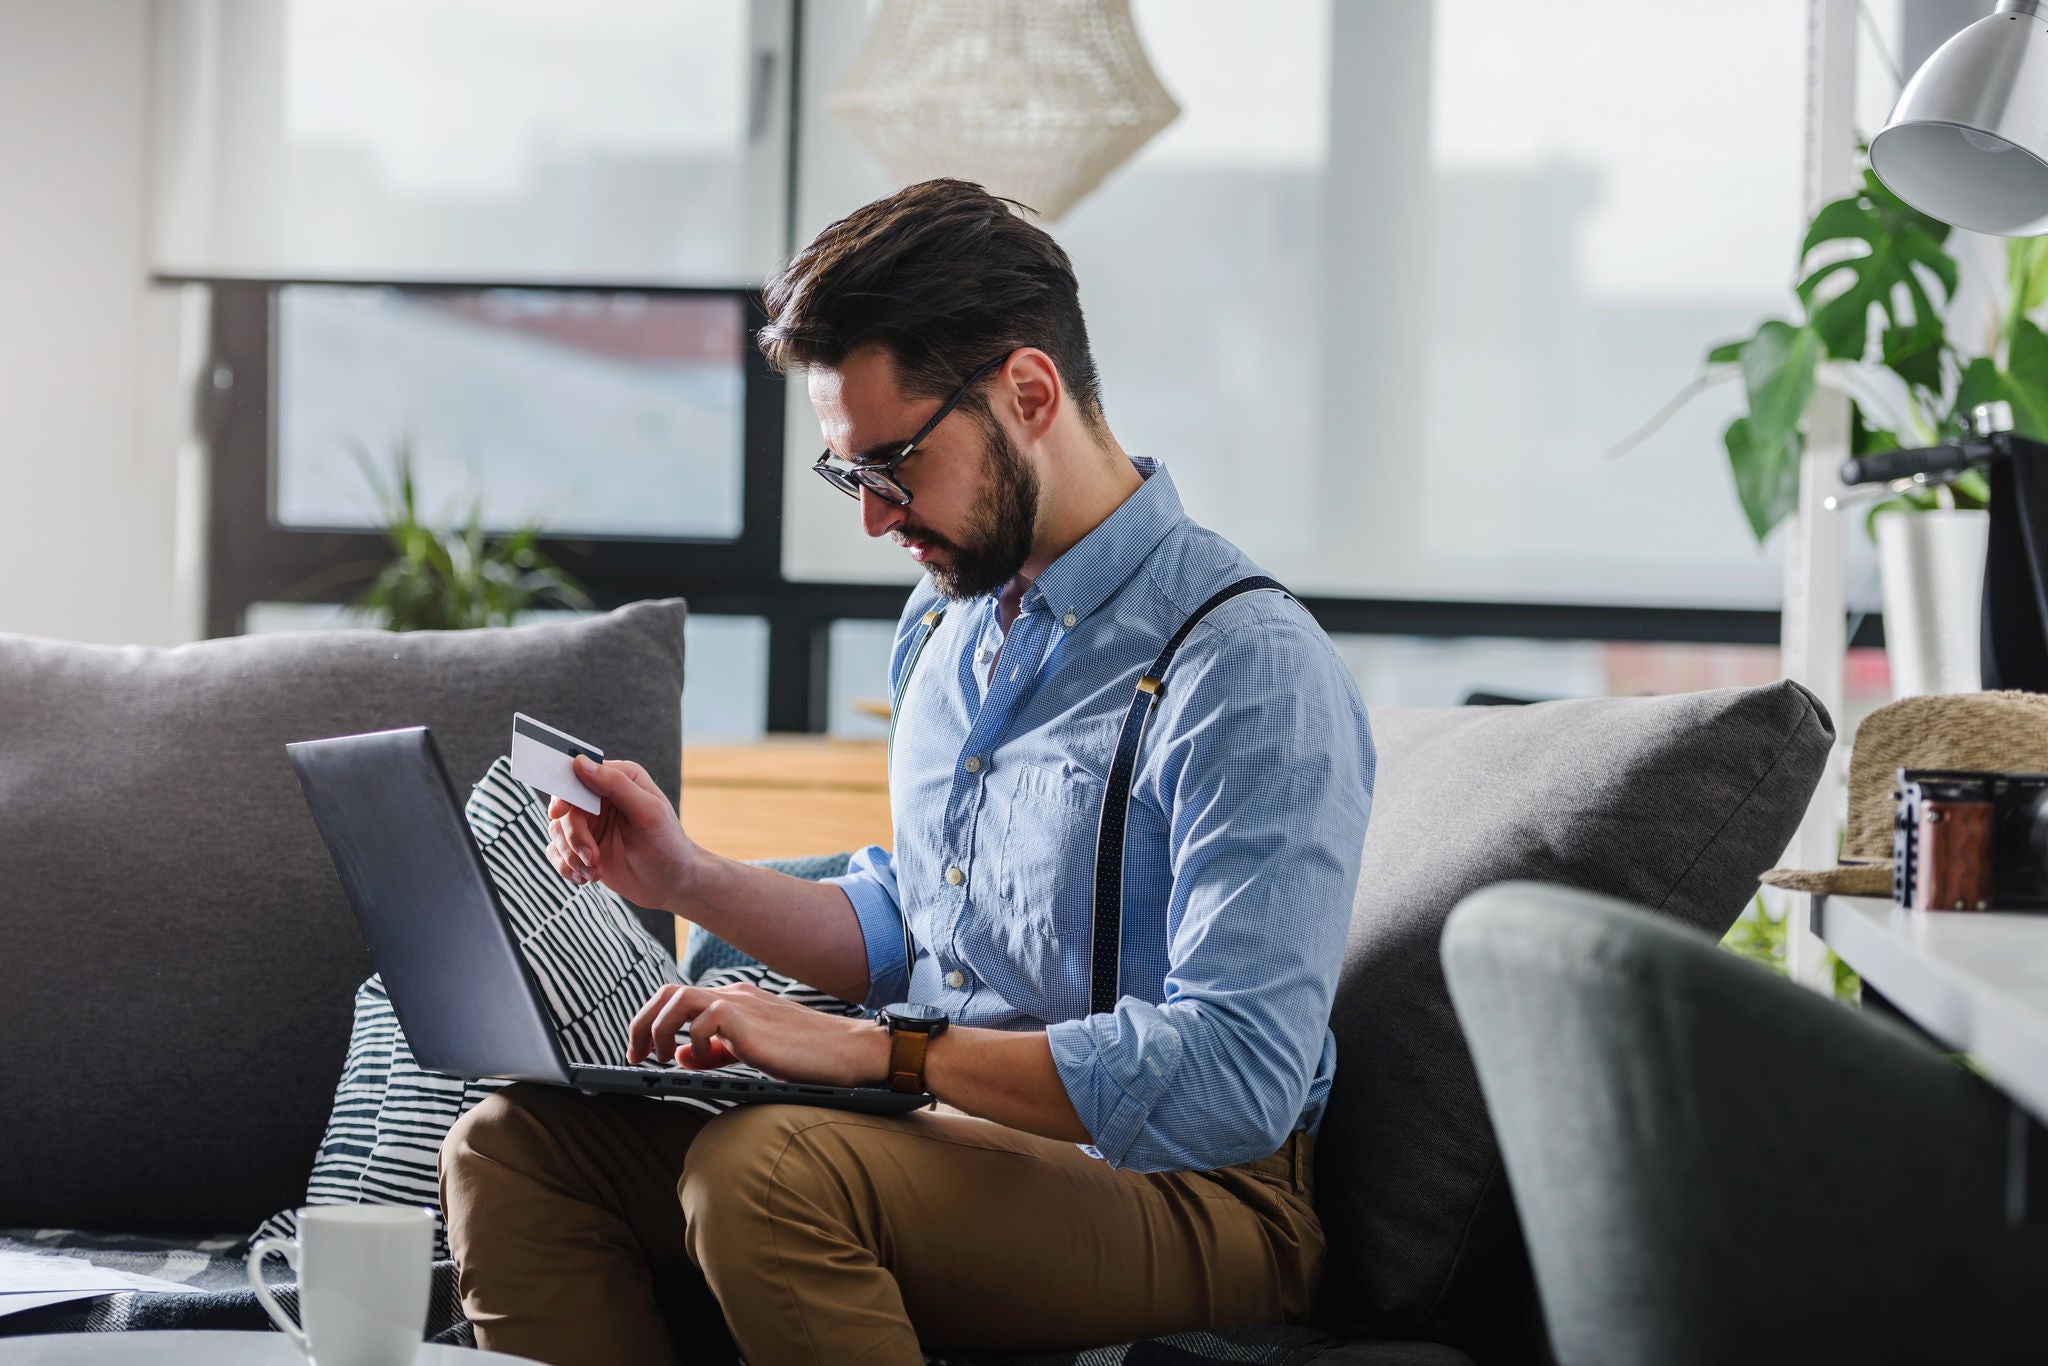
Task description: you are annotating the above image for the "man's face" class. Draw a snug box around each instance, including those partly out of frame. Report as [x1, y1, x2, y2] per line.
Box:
[811, 348, 1039, 601]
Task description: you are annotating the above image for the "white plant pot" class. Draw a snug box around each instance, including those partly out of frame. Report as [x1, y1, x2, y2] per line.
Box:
[1875, 508, 1989, 698]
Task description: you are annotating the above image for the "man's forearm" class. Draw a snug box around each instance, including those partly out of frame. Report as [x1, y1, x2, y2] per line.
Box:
[668, 854, 873, 1003]
[921, 1026, 1092, 1144]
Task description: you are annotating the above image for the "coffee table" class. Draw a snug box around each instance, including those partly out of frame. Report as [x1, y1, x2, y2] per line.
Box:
[0, 1331, 542, 1364]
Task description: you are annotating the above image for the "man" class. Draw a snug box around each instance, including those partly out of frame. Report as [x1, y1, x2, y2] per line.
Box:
[440, 178, 1375, 1366]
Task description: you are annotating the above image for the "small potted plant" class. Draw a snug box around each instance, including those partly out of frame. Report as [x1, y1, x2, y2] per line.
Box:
[292, 441, 591, 631]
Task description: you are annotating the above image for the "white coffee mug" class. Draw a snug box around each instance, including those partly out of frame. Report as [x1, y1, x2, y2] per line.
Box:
[247, 1205, 433, 1366]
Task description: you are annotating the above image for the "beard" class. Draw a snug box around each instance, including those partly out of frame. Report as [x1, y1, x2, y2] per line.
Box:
[897, 420, 1040, 601]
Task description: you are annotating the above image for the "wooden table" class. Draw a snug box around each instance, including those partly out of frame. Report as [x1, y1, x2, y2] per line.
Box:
[674, 738, 891, 955]
[1812, 894, 2048, 1219]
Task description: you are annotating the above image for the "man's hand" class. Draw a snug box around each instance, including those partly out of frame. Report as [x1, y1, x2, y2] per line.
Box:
[627, 982, 890, 1088]
[545, 755, 696, 914]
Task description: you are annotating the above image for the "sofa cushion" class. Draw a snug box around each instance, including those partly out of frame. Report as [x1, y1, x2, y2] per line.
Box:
[0, 601, 687, 1233]
[1314, 681, 1832, 1355]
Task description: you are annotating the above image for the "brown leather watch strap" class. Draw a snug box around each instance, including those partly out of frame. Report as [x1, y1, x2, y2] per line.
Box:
[887, 1027, 932, 1093]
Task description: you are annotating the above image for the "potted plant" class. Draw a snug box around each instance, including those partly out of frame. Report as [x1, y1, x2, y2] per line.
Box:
[293, 443, 591, 631]
[1623, 166, 2048, 695]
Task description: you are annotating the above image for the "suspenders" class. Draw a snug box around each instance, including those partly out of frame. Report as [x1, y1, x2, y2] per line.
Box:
[887, 608, 947, 994]
[888, 575, 1292, 1014]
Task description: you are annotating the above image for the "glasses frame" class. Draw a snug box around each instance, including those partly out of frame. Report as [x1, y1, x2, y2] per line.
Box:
[811, 351, 1013, 507]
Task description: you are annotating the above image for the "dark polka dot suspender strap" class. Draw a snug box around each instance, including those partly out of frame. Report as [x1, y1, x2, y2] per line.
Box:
[1087, 576, 1292, 1016]
[885, 576, 1293, 1017]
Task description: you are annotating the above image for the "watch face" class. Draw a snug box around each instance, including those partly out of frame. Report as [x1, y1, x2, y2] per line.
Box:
[885, 1002, 947, 1029]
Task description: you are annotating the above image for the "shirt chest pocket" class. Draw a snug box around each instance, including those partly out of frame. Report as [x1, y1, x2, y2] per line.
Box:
[991, 761, 1102, 952]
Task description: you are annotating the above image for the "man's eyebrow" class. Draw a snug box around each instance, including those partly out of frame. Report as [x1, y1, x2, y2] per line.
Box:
[844, 439, 909, 466]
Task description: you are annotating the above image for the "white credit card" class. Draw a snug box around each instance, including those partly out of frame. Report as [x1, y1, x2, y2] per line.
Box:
[511, 713, 604, 816]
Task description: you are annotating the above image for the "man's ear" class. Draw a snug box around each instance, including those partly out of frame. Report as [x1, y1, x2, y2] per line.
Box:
[1000, 349, 1062, 440]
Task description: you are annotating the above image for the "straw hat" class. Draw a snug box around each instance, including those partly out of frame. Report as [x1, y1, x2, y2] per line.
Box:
[1761, 690, 2048, 896]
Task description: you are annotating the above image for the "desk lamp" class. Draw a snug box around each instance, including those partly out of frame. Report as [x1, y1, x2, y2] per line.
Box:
[1871, 0, 2048, 235]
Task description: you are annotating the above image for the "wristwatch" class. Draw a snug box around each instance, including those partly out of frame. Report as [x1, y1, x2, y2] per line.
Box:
[878, 1002, 949, 1094]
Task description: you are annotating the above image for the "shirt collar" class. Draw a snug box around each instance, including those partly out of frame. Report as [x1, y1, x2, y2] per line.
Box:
[1016, 455, 1183, 626]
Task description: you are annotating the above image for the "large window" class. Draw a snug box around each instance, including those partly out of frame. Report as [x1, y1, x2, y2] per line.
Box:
[154, 0, 791, 283]
[191, 1, 1907, 735]
[274, 285, 747, 539]
[197, 278, 793, 659]
[786, 1, 1854, 610]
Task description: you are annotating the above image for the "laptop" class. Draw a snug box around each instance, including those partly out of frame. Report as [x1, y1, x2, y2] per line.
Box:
[286, 725, 931, 1116]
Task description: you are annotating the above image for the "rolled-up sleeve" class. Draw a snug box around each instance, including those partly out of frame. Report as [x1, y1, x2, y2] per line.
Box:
[825, 845, 910, 1008]
[1046, 614, 1373, 1172]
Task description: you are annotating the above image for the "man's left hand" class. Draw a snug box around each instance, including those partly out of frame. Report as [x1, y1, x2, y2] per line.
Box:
[626, 982, 889, 1088]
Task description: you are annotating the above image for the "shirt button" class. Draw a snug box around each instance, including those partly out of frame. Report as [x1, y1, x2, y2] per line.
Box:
[945, 866, 964, 885]
[974, 647, 989, 664]
[1062, 611, 1078, 629]
[945, 969, 967, 989]
[963, 755, 982, 774]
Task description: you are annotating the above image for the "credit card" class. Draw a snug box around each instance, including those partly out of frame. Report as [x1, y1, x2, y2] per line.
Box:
[510, 713, 604, 816]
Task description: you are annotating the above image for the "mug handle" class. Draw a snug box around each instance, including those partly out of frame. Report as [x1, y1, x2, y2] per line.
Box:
[246, 1235, 311, 1355]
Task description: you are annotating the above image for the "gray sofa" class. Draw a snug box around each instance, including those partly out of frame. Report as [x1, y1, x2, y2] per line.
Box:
[0, 599, 1833, 1364]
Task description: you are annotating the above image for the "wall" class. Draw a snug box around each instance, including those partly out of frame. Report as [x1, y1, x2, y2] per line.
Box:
[0, 1, 187, 646]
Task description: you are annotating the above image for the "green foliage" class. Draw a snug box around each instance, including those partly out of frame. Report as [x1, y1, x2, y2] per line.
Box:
[1795, 171, 1957, 376]
[2007, 233, 2048, 323]
[1721, 893, 1861, 1004]
[1656, 165, 2048, 544]
[1722, 320, 1822, 540]
[352, 445, 591, 632]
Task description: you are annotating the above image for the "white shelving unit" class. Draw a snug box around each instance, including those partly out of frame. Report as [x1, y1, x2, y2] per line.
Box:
[1780, 0, 1862, 993]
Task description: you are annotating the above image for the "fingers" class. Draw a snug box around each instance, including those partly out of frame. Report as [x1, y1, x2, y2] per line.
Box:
[685, 1000, 728, 1069]
[570, 755, 673, 829]
[546, 812, 598, 885]
[627, 983, 683, 1064]
[626, 984, 755, 1069]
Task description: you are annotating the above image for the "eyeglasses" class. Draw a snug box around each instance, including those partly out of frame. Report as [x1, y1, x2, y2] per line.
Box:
[812, 352, 1012, 507]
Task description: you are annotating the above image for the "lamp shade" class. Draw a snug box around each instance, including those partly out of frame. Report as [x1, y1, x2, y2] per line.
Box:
[1871, 1, 2048, 235]
[827, 0, 1179, 221]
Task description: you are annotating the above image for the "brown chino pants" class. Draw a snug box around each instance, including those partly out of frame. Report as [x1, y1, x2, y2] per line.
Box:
[438, 1083, 1323, 1366]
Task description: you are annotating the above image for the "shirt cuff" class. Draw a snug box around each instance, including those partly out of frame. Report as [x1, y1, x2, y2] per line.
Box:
[1045, 1007, 1185, 1167]
[825, 871, 909, 1007]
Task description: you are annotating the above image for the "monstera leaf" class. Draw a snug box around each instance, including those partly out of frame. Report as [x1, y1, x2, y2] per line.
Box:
[1714, 318, 1822, 542]
[1725, 417, 1803, 544]
[1795, 169, 1957, 389]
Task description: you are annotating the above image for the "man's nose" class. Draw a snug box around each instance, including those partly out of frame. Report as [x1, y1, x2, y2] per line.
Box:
[861, 487, 908, 539]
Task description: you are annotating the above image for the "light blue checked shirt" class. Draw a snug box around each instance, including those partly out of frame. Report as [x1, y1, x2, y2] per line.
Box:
[828, 458, 1375, 1173]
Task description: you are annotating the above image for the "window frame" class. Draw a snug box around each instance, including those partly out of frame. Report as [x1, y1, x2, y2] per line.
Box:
[186, 274, 1879, 738]
[189, 273, 850, 731]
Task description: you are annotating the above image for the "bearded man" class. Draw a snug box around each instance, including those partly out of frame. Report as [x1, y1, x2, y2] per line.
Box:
[439, 178, 1375, 1366]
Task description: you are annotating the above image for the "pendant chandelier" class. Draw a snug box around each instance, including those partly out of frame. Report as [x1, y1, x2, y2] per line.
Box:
[827, 0, 1180, 221]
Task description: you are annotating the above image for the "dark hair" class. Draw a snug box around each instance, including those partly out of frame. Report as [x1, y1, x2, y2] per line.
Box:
[758, 178, 1105, 428]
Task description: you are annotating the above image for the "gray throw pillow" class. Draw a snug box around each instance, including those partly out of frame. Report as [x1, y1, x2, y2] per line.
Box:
[1314, 681, 1832, 1357]
[0, 601, 687, 1232]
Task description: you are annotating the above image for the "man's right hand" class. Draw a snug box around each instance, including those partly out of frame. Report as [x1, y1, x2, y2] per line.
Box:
[544, 755, 695, 914]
